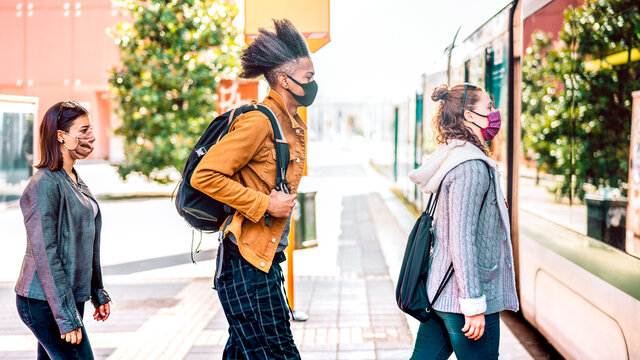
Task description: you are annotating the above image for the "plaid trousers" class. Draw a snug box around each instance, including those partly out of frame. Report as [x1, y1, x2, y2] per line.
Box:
[215, 240, 301, 360]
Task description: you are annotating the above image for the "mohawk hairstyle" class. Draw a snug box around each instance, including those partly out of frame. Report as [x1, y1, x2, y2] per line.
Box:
[240, 19, 310, 86]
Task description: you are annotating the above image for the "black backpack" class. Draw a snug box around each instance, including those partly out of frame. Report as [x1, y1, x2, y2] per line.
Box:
[396, 163, 491, 322]
[174, 104, 290, 232]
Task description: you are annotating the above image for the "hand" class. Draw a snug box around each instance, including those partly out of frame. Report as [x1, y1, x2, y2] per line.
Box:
[266, 190, 298, 218]
[93, 302, 111, 322]
[61, 328, 82, 344]
[462, 313, 485, 341]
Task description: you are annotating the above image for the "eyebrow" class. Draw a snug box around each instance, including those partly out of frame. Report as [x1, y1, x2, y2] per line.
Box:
[306, 71, 315, 76]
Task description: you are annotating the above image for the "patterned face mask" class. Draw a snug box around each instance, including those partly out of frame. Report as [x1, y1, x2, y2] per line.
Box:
[468, 109, 501, 142]
[61, 130, 95, 160]
[461, 83, 501, 142]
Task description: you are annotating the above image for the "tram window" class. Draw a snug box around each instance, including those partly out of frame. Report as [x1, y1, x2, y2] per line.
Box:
[519, 100, 638, 256]
[519, 6, 640, 260]
[484, 48, 493, 93]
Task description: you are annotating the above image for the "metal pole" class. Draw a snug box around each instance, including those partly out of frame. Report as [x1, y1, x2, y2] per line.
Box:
[507, 0, 520, 297]
[287, 218, 295, 307]
[287, 106, 309, 322]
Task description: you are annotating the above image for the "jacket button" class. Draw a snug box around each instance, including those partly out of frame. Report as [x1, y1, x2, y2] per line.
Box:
[296, 158, 301, 163]
[271, 238, 276, 243]
[260, 262, 266, 267]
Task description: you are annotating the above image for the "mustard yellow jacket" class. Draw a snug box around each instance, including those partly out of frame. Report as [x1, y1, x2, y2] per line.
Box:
[191, 89, 306, 272]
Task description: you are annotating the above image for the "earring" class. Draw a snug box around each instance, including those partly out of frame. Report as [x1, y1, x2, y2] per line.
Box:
[61, 139, 65, 144]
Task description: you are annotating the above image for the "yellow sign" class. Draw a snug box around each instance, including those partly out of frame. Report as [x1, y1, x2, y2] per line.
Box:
[244, 0, 330, 53]
[585, 48, 640, 72]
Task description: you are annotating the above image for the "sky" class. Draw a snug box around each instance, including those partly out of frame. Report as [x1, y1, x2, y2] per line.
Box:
[237, 0, 512, 102]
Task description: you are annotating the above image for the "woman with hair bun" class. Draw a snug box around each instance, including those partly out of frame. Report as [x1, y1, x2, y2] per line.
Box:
[408, 84, 518, 359]
[15, 101, 111, 359]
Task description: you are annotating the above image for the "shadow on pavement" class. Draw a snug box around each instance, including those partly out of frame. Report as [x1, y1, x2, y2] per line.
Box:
[102, 248, 217, 275]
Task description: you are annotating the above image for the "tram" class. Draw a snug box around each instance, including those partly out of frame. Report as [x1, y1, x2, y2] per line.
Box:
[391, 1, 640, 359]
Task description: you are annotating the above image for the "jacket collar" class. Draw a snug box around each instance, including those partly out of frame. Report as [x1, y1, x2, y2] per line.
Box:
[263, 89, 307, 131]
[58, 168, 95, 200]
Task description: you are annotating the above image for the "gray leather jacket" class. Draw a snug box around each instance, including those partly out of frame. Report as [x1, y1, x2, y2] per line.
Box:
[15, 168, 110, 335]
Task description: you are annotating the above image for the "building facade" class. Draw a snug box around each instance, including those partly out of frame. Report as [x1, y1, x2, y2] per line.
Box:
[0, 0, 123, 162]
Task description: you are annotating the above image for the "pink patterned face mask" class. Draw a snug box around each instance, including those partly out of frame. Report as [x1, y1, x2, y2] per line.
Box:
[469, 109, 501, 142]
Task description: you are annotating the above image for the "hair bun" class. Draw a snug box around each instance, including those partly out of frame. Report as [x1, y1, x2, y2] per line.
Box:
[431, 84, 449, 102]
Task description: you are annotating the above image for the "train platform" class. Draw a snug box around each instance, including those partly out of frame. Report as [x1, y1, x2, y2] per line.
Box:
[0, 139, 534, 359]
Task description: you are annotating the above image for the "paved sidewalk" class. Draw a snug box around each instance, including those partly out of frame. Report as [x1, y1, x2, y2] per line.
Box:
[0, 194, 413, 359]
[184, 194, 413, 360]
[0, 139, 533, 359]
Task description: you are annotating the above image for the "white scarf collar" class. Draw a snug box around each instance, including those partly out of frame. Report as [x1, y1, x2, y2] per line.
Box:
[408, 139, 511, 232]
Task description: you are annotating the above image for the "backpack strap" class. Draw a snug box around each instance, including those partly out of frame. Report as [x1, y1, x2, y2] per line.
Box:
[254, 104, 290, 193]
[426, 180, 445, 217]
[229, 104, 291, 193]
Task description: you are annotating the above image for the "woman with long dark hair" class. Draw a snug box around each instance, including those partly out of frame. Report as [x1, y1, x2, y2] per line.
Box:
[15, 101, 111, 359]
[408, 84, 519, 359]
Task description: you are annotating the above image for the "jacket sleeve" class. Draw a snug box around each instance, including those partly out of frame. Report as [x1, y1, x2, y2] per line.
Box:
[20, 178, 83, 334]
[444, 160, 490, 316]
[90, 210, 111, 308]
[190, 113, 271, 223]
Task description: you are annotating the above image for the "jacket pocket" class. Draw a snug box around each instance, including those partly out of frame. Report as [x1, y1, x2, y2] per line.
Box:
[245, 144, 277, 189]
[477, 264, 498, 283]
[259, 147, 277, 188]
[16, 296, 33, 326]
[477, 264, 498, 301]
[60, 228, 70, 267]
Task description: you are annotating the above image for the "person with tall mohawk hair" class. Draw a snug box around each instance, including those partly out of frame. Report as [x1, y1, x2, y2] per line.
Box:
[190, 19, 317, 359]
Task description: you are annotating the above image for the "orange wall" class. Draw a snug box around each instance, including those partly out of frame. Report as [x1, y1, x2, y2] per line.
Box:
[0, 0, 122, 161]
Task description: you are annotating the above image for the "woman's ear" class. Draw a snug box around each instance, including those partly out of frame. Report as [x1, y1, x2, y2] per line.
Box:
[462, 109, 472, 122]
[57, 130, 65, 144]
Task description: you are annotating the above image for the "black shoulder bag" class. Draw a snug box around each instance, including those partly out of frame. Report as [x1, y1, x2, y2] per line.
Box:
[395, 163, 491, 322]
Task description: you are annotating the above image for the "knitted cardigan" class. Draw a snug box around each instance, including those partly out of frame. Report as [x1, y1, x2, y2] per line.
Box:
[409, 139, 519, 316]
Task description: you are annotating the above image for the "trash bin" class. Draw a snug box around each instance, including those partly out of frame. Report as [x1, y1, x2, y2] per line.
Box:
[585, 190, 627, 251]
[293, 191, 317, 249]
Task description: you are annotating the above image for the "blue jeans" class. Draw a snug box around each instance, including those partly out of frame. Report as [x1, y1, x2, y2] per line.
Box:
[16, 295, 94, 360]
[411, 310, 500, 360]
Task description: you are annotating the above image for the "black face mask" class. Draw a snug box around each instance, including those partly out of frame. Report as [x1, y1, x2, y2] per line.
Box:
[285, 75, 318, 107]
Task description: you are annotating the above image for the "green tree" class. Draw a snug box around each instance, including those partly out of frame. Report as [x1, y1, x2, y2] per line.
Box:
[109, 0, 241, 182]
[521, 33, 565, 185]
[522, 0, 640, 200]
